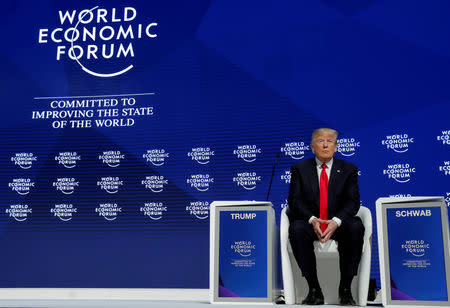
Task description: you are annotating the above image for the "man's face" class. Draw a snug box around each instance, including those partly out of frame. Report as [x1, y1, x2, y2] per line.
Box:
[311, 133, 337, 163]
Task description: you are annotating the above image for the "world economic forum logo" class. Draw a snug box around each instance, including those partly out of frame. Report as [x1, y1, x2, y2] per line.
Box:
[401, 240, 430, 257]
[233, 172, 262, 190]
[6, 204, 32, 222]
[11, 153, 37, 169]
[55, 152, 81, 168]
[51, 204, 77, 221]
[437, 129, 450, 145]
[186, 201, 210, 220]
[383, 163, 416, 183]
[381, 134, 414, 153]
[38, 6, 158, 77]
[143, 149, 169, 166]
[8, 178, 35, 195]
[280, 141, 309, 160]
[187, 174, 214, 192]
[96, 203, 122, 221]
[281, 170, 291, 184]
[141, 202, 167, 220]
[439, 161, 450, 176]
[337, 138, 360, 157]
[53, 177, 79, 194]
[188, 147, 214, 165]
[141, 175, 168, 193]
[97, 177, 123, 194]
[99, 151, 124, 167]
[231, 240, 256, 257]
[233, 145, 261, 162]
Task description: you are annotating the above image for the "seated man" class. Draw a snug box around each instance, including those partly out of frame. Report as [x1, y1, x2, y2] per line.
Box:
[288, 128, 364, 305]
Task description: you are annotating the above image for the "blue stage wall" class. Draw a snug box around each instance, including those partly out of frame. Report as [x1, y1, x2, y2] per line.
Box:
[0, 0, 449, 288]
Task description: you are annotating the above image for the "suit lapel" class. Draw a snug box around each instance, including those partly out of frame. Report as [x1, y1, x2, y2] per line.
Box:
[308, 158, 320, 206]
[327, 158, 341, 210]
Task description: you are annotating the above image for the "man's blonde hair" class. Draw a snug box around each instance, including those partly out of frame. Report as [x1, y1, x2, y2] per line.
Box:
[311, 128, 338, 143]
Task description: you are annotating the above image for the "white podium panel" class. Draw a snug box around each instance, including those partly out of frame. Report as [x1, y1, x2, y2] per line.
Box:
[209, 201, 279, 304]
[376, 196, 450, 308]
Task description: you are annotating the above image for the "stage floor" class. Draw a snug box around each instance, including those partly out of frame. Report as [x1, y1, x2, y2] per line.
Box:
[0, 300, 384, 308]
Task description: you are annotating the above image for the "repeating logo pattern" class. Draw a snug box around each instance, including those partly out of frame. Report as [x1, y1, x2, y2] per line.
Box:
[143, 149, 169, 166]
[188, 147, 214, 164]
[99, 150, 124, 167]
[383, 163, 416, 183]
[281, 170, 291, 184]
[6, 204, 32, 222]
[233, 172, 262, 190]
[11, 153, 37, 169]
[186, 201, 209, 219]
[8, 178, 34, 195]
[382, 134, 414, 153]
[233, 145, 261, 162]
[141, 202, 167, 220]
[141, 175, 168, 193]
[280, 142, 309, 160]
[51, 204, 77, 221]
[187, 174, 214, 192]
[53, 177, 79, 194]
[438, 161, 450, 175]
[97, 177, 123, 194]
[3, 136, 448, 222]
[337, 138, 360, 156]
[437, 130, 450, 145]
[55, 152, 81, 168]
[96, 203, 122, 221]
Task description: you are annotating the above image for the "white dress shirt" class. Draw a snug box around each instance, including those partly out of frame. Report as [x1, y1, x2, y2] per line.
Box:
[308, 157, 342, 227]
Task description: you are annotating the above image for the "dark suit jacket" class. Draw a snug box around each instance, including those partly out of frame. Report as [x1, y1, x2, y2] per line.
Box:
[287, 157, 360, 223]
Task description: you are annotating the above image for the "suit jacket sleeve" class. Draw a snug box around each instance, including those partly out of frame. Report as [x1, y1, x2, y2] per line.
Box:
[287, 164, 315, 222]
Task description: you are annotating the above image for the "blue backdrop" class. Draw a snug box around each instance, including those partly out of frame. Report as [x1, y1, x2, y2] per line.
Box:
[0, 0, 449, 288]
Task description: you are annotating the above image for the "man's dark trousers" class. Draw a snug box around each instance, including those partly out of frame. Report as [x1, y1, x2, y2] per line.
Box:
[288, 217, 364, 278]
[287, 157, 364, 280]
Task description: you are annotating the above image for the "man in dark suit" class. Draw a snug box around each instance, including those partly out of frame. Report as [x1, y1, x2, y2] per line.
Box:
[288, 128, 364, 305]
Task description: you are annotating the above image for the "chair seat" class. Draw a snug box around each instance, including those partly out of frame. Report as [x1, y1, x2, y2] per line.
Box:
[313, 240, 338, 253]
[280, 206, 372, 306]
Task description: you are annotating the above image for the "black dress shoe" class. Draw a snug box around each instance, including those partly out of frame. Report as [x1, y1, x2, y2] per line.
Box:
[339, 288, 356, 306]
[302, 288, 324, 305]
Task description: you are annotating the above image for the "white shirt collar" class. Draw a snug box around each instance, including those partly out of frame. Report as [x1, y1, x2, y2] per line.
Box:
[315, 157, 333, 169]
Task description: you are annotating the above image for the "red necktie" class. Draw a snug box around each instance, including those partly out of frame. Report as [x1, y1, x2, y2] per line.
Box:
[319, 163, 328, 232]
